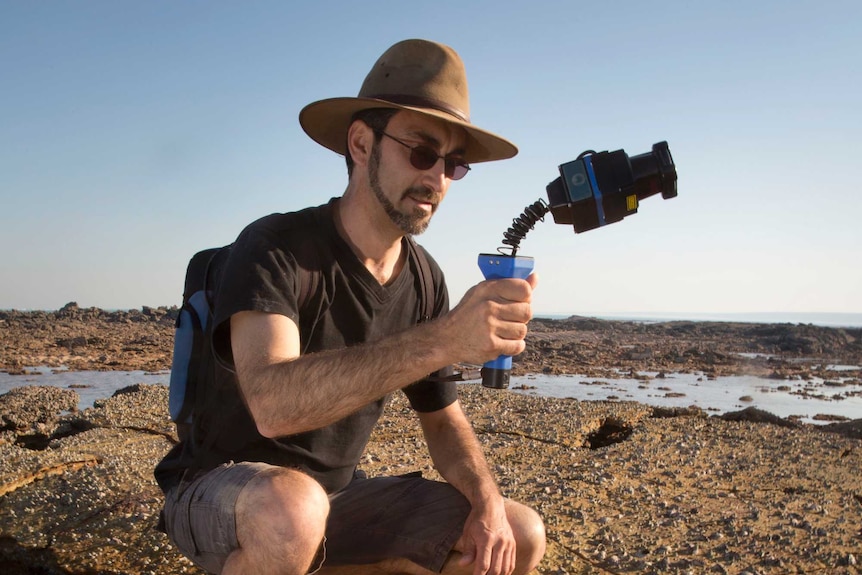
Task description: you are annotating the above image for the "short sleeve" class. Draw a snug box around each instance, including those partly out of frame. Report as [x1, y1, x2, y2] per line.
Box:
[211, 221, 301, 367]
[403, 369, 458, 413]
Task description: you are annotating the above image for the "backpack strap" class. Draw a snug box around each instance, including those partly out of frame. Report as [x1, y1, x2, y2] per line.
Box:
[297, 260, 320, 314]
[404, 237, 482, 383]
[405, 236, 435, 323]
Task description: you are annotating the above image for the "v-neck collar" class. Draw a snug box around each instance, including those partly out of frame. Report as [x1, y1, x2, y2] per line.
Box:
[323, 199, 411, 302]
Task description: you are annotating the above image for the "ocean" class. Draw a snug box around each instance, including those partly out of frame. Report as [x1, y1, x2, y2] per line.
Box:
[536, 312, 862, 328]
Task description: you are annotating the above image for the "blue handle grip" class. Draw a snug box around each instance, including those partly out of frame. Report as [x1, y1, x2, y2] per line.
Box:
[477, 254, 534, 388]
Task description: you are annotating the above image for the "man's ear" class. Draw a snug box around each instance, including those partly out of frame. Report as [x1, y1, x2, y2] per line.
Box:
[346, 120, 374, 169]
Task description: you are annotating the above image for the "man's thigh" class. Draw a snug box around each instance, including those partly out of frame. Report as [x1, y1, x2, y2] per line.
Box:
[163, 466, 470, 574]
[162, 461, 273, 574]
[324, 474, 471, 572]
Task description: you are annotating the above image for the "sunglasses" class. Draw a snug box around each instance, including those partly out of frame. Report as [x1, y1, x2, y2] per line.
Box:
[379, 132, 471, 181]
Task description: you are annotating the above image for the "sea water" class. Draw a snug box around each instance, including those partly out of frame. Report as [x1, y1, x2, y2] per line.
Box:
[509, 370, 862, 424]
[1, 365, 860, 425]
[0, 367, 170, 412]
[538, 312, 862, 328]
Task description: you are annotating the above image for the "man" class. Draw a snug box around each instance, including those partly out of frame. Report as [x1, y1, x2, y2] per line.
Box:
[155, 39, 546, 575]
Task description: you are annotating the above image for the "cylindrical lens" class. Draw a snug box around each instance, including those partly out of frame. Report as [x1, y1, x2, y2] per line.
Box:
[630, 141, 677, 200]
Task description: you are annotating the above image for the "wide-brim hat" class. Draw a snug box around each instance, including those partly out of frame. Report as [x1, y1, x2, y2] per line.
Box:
[299, 39, 517, 164]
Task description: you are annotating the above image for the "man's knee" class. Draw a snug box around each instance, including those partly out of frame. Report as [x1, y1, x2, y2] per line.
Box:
[236, 467, 330, 551]
[506, 500, 546, 571]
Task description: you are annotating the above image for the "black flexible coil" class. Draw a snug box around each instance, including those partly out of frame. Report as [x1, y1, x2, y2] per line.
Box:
[500, 198, 550, 256]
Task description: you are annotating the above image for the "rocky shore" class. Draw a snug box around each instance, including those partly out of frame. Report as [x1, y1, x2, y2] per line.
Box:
[3, 303, 861, 382]
[1, 305, 861, 574]
[0, 303, 176, 374]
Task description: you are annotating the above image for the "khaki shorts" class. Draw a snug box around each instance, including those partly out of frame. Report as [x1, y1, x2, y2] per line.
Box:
[163, 462, 471, 574]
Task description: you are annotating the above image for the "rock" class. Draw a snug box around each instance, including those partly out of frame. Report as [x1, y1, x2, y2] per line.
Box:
[719, 406, 799, 428]
[0, 386, 79, 432]
[820, 418, 862, 439]
[651, 405, 706, 419]
[813, 413, 850, 422]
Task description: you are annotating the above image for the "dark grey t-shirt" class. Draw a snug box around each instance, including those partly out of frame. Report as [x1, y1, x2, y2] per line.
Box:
[155, 199, 456, 494]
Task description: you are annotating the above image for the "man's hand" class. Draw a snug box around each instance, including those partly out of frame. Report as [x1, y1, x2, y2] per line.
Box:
[456, 498, 517, 575]
[444, 274, 538, 366]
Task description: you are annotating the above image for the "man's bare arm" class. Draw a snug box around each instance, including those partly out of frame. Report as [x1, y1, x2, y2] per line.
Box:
[231, 275, 536, 438]
[232, 311, 449, 437]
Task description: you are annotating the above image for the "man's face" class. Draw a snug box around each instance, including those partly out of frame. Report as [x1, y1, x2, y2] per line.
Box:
[367, 111, 467, 235]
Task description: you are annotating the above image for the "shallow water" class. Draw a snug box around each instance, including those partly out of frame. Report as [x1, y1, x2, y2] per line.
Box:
[0, 367, 170, 412]
[1, 367, 860, 425]
[509, 370, 862, 424]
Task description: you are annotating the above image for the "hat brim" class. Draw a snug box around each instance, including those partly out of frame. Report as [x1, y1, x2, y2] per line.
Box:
[299, 97, 518, 164]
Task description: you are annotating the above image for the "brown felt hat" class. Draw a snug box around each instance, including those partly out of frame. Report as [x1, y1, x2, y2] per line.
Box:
[299, 39, 518, 164]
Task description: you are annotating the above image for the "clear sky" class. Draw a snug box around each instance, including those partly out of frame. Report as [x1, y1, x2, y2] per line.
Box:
[2, 0, 860, 316]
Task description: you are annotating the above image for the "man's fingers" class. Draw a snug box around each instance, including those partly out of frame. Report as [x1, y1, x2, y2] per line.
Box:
[490, 277, 534, 303]
[472, 546, 492, 575]
[494, 301, 532, 324]
[447, 275, 537, 365]
[472, 539, 511, 575]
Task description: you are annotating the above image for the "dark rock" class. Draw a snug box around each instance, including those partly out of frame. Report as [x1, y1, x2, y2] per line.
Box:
[821, 419, 862, 439]
[812, 413, 849, 422]
[112, 383, 162, 398]
[719, 406, 799, 428]
[651, 405, 706, 418]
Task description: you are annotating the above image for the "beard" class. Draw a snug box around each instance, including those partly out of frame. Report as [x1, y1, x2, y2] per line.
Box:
[368, 143, 438, 235]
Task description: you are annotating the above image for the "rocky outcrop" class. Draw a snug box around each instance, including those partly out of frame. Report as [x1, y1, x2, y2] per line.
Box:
[0, 303, 177, 373]
[519, 317, 862, 380]
[3, 305, 860, 382]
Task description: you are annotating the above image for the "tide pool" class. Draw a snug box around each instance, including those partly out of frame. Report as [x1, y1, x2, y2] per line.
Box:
[509, 370, 862, 424]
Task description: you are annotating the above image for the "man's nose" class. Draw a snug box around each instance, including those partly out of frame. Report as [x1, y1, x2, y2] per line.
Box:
[422, 157, 449, 191]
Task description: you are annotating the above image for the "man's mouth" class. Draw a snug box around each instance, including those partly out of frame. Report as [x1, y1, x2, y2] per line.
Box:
[411, 197, 434, 211]
[403, 189, 438, 213]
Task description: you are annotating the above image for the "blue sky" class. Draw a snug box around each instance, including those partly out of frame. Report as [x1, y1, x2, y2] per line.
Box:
[2, 0, 860, 316]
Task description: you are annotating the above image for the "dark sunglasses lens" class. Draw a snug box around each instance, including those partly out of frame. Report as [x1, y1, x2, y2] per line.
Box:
[448, 161, 470, 180]
[409, 147, 439, 170]
[408, 144, 470, 180]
